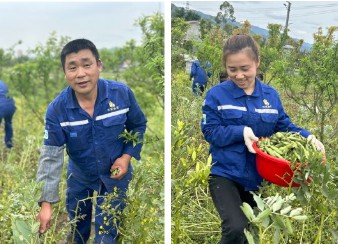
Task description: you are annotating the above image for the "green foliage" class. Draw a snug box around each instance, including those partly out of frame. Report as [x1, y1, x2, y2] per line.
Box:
[232, 20, 252, 35]
[118, 131, 141, 147]
[245, 150, 338, 243]
[12, 219, 40, 244]
[172, 120, 219, 243]
[171, 71, 221, 243]
[171, 18, 190, 71]
[105, 12, 164, 115]
[119, 154, 164, 243]
[215, 1, 235, 35]
[193, 27, 224, 87]
[4, 32, 70, 125]
[11, 181, 42, 244]
[99, 47, 124, 80]
[271, 26, 338, 141]
[241, 192, 308, 243]
[96, 153, 164, 244]
[267, 24, 284, 50]
[171, 18, 189, 46]
[171, 4, 201, 21]
[199, 19, 214, 40]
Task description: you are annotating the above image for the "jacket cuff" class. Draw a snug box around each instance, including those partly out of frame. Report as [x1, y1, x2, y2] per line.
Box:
[123, 142, 142, 161]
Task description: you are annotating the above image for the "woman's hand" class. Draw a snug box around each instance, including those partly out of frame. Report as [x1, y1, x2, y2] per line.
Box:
[307, 135, 325, 153]
[243, 127, 259, 153]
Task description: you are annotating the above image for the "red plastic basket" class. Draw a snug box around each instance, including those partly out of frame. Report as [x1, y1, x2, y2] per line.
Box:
[252, 141, 302, 187]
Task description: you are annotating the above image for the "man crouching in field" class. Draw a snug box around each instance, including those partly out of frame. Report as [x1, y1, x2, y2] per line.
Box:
[36, 39, 147, 243]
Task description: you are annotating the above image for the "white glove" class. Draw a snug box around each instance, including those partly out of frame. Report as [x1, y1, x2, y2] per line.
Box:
[243, 127, 259, 154]
[307, 135, 325, 153]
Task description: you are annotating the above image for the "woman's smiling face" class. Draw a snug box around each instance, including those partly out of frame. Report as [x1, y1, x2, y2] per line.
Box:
[225, 48, 260, 94]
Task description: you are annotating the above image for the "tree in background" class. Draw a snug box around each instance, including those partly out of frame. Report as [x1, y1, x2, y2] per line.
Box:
[5, 32, 70, 124]
[215, 1, 236, 35]
[232, 20, 251, 35]
[121, 12, 164, 110]
[171, 3, 201, 21]
[200, 19, 214, 40]
[271, 26, 338, 142]
[193, 27, 224, 86]
[256, 23, 305, 85]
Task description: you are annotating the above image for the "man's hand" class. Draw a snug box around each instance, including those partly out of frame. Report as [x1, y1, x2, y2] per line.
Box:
[36, 202, 52, 234]
[110, 154, 131, 180]
[243, 127, 259, 154]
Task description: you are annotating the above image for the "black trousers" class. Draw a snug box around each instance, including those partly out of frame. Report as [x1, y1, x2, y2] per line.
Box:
[209, 175, 257, 244]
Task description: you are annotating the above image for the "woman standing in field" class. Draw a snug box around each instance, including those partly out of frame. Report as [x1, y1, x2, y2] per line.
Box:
[200, 34, 325, 243]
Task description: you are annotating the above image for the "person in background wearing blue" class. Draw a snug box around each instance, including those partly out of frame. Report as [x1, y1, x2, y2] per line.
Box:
[0, 80, 16, 150]
[201, 34, 325, 244]
[190, 60, 212, 95]
[36, 39, 147, 244]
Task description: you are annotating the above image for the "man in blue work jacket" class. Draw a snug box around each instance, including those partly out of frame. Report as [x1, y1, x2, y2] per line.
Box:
[190, 60, 212, 96]
[0, 80, 16, 149]
[36, 39, 147, 243]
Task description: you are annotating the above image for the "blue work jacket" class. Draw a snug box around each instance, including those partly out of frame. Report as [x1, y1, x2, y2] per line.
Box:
[0, 80, 9, 96]
[43, 78, 147, 190]
[201, 79, 311, 190]
[0, 80, 15, 115]
[190, 61, 210, 86]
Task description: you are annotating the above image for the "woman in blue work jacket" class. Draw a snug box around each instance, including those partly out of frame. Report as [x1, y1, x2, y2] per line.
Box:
[0, 80, 16, 149]
[201, 34, 325, 243]
[36, 39, 147, 244]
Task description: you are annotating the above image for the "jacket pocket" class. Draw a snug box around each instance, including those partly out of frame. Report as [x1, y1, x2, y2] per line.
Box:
[220, 109, 243, 120]
[101, 114, 127, 140]
[260, 113, 278, 123]
[66, 126, 89, 152]
[258, 113, 278, 136]
[102, 114, 127, 126]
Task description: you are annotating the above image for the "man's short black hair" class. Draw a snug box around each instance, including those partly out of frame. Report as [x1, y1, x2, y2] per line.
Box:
[60, 39, 100, 72]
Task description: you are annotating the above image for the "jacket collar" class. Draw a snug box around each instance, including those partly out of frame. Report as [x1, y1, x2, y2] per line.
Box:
[65, 78, 108, 109]
[230, 78, 262, 98]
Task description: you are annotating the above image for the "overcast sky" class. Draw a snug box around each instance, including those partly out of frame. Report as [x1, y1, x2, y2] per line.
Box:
[0, 2, 163, 53]
[172, 1, 338, 44]
[0, 1, 336, 54]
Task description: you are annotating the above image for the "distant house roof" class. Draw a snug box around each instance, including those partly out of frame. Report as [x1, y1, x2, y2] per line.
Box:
[185, 21, 201, 42]
[283, 44, 294, 50]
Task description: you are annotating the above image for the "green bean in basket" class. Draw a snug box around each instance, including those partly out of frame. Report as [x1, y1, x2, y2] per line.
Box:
[257, 132, 322, 164]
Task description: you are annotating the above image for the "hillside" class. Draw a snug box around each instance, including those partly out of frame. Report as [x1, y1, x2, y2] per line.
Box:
[172, 3, 312, 51]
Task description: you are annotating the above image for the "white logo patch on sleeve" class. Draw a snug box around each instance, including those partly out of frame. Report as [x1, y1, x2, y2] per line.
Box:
[202, 114, 206, 124]
[44, 130, 48, 139]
